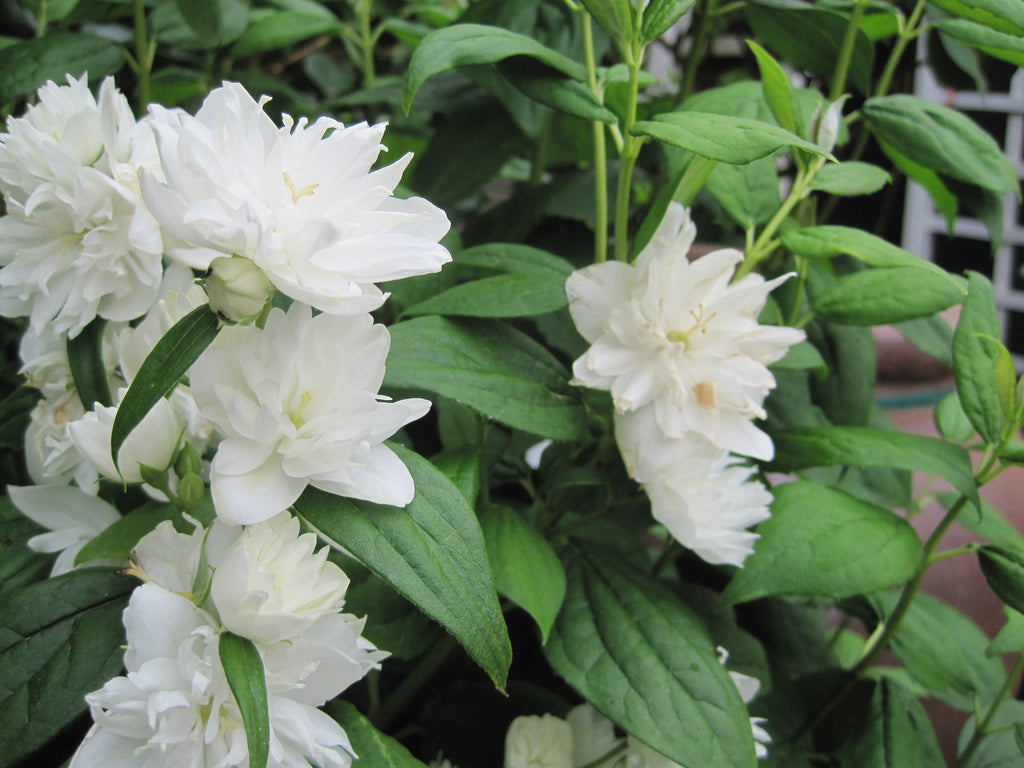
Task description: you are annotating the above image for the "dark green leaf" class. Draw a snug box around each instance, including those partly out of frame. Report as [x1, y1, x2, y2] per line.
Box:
[746, 3, 875, 94]
[834, 679, 945, 768]
[642, 0, 697, 42]
[219, 632, 270, 768]
[0, 34, 124, 104]
[868, 591, 1003, 711]
[403, 24, 587, 113]
[67, 318, 112, 411]
[936, 18, 1024, 67]
[808, 162, 891, 196]
[545, 549, 757, 768]
[430, 446, 481, 507]
[806, 321, 876, 427]
[953, 272, 1004, 444]
[0, 387, 41, 449]
[296, 444, 511, 687]
[878, 138, 958, 230]
[403, 273, 569, 318]
[958, 700, 1024, 768]
[813, 266, 966, 325]
[978, 546, 1024, 616]
[455, 243, 574, 276]
[231, 11, 343, 57]
[705, 157, 781, 229]
[385, 317, 586, 440]
[499, 61, 617, 124]
[937, 491, 1024, 552]
[935, 391, 975, 443]
[864, 95, 1019, 195]
[327, 700, 431, 768]
[748, 40, 800, 134]
[633, 111, 834, 164]
[175, 0, 224, 48]
[111, 303, 220, 472]
[723, 481, 923, 604]
[929, 0, 1024, 36]
[781, 225, 955, 278]
[581, 0, 634, 42]
[480, 506, 565, 643]
[768, 426, 978, 508]
[894, 314, 955, 369]
[75, 502, 181, 566]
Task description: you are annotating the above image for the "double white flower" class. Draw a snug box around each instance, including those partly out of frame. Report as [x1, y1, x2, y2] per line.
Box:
[141, 81, 452, 315]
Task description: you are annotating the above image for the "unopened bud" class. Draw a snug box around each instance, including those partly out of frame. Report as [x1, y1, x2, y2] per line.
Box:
[203, 256, 275, 324]
[174, 442, 203, 479]
[176, 471, 206, 510]
[812, 96, 848, 153]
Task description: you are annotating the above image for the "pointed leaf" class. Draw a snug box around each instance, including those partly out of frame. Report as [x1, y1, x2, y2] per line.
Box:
[499, 62, 618, 124]
[385, 317, 586, 441]
[929, 0, 1024, 36]
[295, 444, 511, 687]
[0, 34, 124, 104]
[936, 18, 1024, 67]
[812, 266, 966, 325]
[642, 0, 697, 42]
[545, 549, 757, 768]
[0, 387, 41, 449]
[174, 0, 224, 47]
[633, 111, 834, 164]
[748, 40, 800, 134]
[978, 546, 1024, 616]
[327, 701, 431, 768]
[111, 303, 220, 472]
[219, 631, 270, 768]
[781, 225, 955, 278]
[581, 0, 634, 42]
[808, 162, 890, 196]
[723, 481, 923, 604]
[67, 318, 112, 410]
[75, 501, 182, 566]
[403, 24, 587, 113]
[403, 272, 569, 318]
[954, 272, 1004, 444]
[480, 506, 565, 643]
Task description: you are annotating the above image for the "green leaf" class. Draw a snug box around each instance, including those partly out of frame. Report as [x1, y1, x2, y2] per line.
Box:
[327, 701, 431, 768]
[455, 243, 575, 276]
[958, 700, 1024, 768]
[499, 61, 618, 124]
[545, 549, 757, 768]
[75, 502, 181, 566]
[0, 387, 41, 450]
[954, 272, 1004, 445]
[0, 34, 124, 104]
[929, 0, 1024, 36]
[403, 24, 587, 113]
[403, 273, 569, 318]
[295, 444, 511, 687]
[978, 546, 1024, 616]
[834, 679, 945, 768]
[768, 426, 978, 508]
[812, 266, 966, 325]
[0, 515, 50, 597]
[937, 491, 1024, 552]
[385, 317, 586, 440]
[936, 18, 1024, 67]
[175, 0, 224, 48]
[864, 95, 1019, 196]
[748, 39, 800, 134]
[894, 314, 955, 369]
[878, 138, 958, 230]
[581, 0, 635, 42]
[480, 506, 565, 643]
[219, 632, 270, 768]
[430, 446, 481, 507]
[746, 3, 875, 94]
[642, 0, 697, 42]
[231, 11, 343, 57]
[770, 339, 827, 373]
[633, 111, 835, 164]
[935, 390, 975, 443]
[867, 591, 1004, 711]
[988, 606, 1024, 654]
[808, 161, 890, 196]
[781, 225, 954, 278]
[67, 318, 113, 411]
[705, 157, 781, 229]
[806, 321, 876, 427]
[111, 303, 220, 472]
[722, 481, 923, 604]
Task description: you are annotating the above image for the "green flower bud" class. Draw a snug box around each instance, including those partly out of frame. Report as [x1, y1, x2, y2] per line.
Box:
[203, 256, 275, 324]
[174, 442, 203, 480]
[176, 471, 206, 510]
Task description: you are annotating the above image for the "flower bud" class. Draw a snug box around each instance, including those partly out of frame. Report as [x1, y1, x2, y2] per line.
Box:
[176, 471, 206, 509]
[174, 442, 203, 479]
[811, 96, 848, 153]
[203, 256, 275, 324]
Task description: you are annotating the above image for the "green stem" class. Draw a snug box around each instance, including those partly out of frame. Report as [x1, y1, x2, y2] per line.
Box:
[613, 41, 644, 263]
[531, 111, 554, 185]
[681, 0, 718, 101]
[956, 653, 1024, 768]
[830, 0, 870, 101]
[359, 0, 376, 87]
[581, 12, 609, 263]
[133, 0, 151, 110]
[927, 544, 979, 565]
[874, 0, 927, 100]
[786, 256, 808, 327]
[738, 163, 816, 277]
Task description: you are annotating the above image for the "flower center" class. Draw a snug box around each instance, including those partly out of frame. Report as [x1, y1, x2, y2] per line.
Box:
[289, 390, 314, 428]
[694, 381, 717, 408]
[667, 304, 716, 345]
[282, 172, 319, 204]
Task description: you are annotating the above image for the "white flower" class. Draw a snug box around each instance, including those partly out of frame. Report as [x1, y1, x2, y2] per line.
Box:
[9, 485, 120, 575]
[566, 704, 620, 768]
[505, 714, 574, 768]
[71, 582, 379, 768]
[67, 388, 185, 485]
[190, 302, 430, 525]
[203, 255, 276, 323]
[718, 648, 771, 759]
[140, 81, 451, 315]
[0, 75, 164, 337]
[210, 513, 350, 644]
[566, 202, 803, 460]
[618, 408, 772, 567]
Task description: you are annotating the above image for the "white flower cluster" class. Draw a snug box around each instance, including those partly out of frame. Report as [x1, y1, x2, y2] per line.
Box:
[567, 203, 804, 566]
[71, 515, 386, 768]
[504, 656, 770, 768]
[1, 75, 451, 767]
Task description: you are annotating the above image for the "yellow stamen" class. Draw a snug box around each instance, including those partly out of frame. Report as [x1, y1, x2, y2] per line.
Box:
[283, 172, 319, 204]
[695, 381, 717, 408]
[289, 390, 314, 428]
